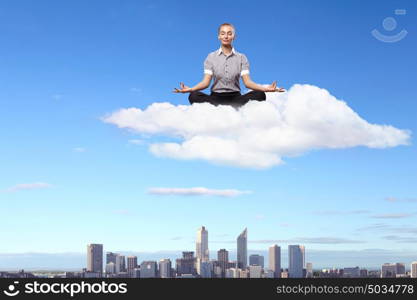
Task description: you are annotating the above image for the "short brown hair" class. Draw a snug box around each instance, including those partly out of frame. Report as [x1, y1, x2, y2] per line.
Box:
[218, 23, 235, 34]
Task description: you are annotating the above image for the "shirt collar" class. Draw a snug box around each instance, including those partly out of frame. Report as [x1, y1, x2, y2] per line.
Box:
[217, 47, 236, 56]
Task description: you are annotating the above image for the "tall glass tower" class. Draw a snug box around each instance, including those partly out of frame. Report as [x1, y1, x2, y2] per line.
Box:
[288, 245, 305, 278]
[237, 228, 247, 269]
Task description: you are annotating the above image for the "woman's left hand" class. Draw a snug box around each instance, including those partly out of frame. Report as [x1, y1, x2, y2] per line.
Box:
[264, 81, 285, 92]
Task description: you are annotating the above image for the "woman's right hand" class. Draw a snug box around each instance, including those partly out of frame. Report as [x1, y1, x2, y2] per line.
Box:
[173, 82, 192, 93]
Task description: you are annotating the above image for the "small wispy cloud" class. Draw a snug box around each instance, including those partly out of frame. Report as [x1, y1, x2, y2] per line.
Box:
[130, 87, 142, 93]
[370, 213, 415, 219]
[385, 197, 417, 203]
[5, 182, 52, 192]
[212, 237, 365, 245]
[255, 214, 265, 220]
[313, 210, 371, 216]
[73, 147, 86, 153]
[250, 237, 365, 245]
[356, 223, 389, 232]
[148, 187, 252, 197]
[391, 227, 417, 234]
[170, 236, 183, 241]
[382, 235, 417, 243]
[356, 223, 417, 235]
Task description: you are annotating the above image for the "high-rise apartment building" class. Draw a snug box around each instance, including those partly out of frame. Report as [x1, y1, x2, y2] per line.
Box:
[217, 249, 229, 277]
[159, 259, 172, 278]
[87, 244, 103, 274]
[127, 256, 138, 278]
[269, 244, 281, 278]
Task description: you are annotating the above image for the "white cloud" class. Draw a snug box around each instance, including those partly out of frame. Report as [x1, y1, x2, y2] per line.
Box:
[5, 182, 52, 192]
[102, 84, 411, 169]
[148, 187, 251, 197]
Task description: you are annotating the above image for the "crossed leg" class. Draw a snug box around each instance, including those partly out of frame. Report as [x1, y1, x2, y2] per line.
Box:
[188, 91, 266, 108]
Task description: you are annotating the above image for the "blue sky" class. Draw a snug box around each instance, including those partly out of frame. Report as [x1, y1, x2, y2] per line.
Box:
[1, 0, 416, 267]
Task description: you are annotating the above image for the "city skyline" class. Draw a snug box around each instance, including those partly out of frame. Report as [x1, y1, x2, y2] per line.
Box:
[3, 232, 417, 278]
[3, 225, 417, 276]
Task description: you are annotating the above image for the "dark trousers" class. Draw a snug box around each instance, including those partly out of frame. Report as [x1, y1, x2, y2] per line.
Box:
[188, 90, 266, 108]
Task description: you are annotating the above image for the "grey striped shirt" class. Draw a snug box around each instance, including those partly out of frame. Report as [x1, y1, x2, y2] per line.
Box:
[203, 47, 250, 93]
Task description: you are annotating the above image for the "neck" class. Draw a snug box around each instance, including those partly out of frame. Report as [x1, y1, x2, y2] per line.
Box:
[221, 44, 233, 54]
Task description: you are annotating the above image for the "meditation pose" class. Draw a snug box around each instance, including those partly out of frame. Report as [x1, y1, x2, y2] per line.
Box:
[173, 23, 285, 108]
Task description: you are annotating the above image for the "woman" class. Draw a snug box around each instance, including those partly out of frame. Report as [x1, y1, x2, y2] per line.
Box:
[173, 23, 285, 108]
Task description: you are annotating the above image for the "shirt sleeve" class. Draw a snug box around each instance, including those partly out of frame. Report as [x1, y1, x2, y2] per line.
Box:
[240, 54, 250, 76]
[204, 54, 213, 75]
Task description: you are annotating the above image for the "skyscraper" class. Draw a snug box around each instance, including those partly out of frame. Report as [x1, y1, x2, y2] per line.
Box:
[176, 252, 196, 276]
[127, 256, 138, 278]
[237, 228, 247, 269]
[268, 244, 281, 278]
[288, 245, 305, 278]
[118, 255, 126, 272]
[196, 226, 209, 262]
[115, 254, 123, 274]
[217, 249, 229, 277]
[159, 259, 172, 278]
[87, 244, 103, 274]
[140, 261, 158, 278]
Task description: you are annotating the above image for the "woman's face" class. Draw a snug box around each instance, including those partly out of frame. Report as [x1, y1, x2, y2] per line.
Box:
[218, 25, 235, 46]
